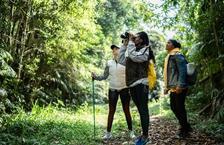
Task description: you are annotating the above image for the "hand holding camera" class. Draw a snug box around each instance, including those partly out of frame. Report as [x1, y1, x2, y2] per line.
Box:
[120, 32, 136, 46]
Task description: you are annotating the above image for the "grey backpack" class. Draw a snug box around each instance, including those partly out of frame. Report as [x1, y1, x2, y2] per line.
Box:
[186, 62, 197, 85]
[176, 52, 197, 86]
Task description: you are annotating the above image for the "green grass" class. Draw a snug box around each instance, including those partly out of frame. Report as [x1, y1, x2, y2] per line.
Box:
[0, 104, 103, 145]
[194, 119, 224, 141]
[0, 97, 169, 145]
[1, 97, 222, 145]
[0, 98, 173, 145]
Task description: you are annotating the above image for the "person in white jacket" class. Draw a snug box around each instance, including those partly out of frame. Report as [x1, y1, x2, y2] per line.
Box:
[92, 45, 135, 140]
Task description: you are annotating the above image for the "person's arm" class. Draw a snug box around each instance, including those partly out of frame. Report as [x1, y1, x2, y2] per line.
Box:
[127, 41, 149, 62]
[118, 45, 127, 66]
[93, 64, 109, 81]
[175, 54, 187, 88]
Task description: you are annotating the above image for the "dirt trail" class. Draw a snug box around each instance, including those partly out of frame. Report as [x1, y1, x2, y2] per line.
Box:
[101, 116, 223, 145]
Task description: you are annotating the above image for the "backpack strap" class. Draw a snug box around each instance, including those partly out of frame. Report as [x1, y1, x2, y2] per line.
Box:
[175, 52, 188, 63]
[172, 52, 186, 74]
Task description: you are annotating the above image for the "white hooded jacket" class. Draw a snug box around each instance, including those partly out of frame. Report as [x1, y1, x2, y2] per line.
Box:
[94, 59, 127, 90]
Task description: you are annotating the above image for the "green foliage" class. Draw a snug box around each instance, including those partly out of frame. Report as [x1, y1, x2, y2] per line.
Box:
[155, 51, 166, 74]
[194, 119, 224, 141]
[215, 107, 224, 123]
[0, 98, 175, 145]
[0, 48, 16, 78]
[0, 104, 103, 145]
[0, 0, 155, 112]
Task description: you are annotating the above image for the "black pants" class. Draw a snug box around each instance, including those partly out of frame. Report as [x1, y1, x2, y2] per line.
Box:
[107, 88, 132, 132]
[130, 84, 149, 136]
[170, 90, 190, 131]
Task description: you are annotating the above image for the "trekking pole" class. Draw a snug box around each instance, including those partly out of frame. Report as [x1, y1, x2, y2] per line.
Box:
[92, 78, 96, 140]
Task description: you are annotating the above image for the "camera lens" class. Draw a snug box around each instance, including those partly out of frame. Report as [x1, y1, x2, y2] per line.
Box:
[125, 32, 129, 36]
[120, 34, 126, 39]
[120, 32, 129, 39]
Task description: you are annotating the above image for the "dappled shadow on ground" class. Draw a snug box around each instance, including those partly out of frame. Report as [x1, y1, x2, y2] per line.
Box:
[100, 116, 223, 145]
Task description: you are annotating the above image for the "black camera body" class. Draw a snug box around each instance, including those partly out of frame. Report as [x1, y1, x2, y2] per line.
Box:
[120, 32, 129, 39]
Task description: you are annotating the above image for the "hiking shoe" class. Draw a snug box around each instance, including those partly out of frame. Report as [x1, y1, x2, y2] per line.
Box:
[186, 125, 193, 132]
[129, 130, 136, 139]
[135, 136, 151, 145]
[102, 132, 112, 140]
[176, 124, 192, 139]
[175, 130, 189, 139]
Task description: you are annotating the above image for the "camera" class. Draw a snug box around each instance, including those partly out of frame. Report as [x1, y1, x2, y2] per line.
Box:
[120, 32, 129, 39]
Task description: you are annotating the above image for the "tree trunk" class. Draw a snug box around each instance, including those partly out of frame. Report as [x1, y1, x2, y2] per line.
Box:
[17, 2, 30, 79]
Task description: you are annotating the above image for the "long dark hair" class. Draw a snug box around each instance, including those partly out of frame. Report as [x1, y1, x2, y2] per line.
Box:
[148, 46, 155, 63]
[137, 31, 149, 46]
[136, 31, 154, 63]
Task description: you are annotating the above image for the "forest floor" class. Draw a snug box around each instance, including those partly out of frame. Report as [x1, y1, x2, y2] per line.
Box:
[0, 97, 223, 145]
[102, 115, 221, 145]
[96, 97, 224, 145]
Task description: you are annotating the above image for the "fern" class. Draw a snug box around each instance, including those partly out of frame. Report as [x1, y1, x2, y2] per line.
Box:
[215, 107, 224, 122]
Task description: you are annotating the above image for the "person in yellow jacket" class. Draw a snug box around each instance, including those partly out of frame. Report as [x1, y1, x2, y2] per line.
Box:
[163, 39, 192, 138]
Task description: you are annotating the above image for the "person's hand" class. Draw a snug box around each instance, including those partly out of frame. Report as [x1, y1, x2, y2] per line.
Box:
[175, 86, 184, 94]
[91, 72, 96, 79]
[123, 39, 129, 46]
[164, 89, 168, 95]
[128, 33, 135, 41]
